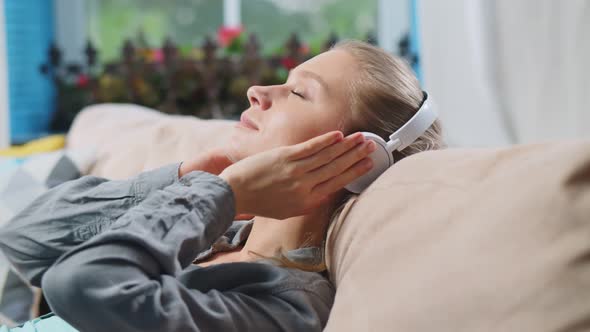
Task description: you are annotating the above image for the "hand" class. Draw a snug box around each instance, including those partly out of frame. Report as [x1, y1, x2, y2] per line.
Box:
[179, 149, 254, 220]
[219, 131, 376, 220]
[178, 148, 234, 178]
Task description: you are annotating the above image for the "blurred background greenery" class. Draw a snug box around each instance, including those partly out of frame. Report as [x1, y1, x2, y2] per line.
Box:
[87, 0, 378, 62]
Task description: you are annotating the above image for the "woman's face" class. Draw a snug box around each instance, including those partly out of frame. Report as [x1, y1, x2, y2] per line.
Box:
[227, 49, 359, 161]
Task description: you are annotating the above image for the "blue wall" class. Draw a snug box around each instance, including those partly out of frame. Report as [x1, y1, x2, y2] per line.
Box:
[4, 0, 55, 144]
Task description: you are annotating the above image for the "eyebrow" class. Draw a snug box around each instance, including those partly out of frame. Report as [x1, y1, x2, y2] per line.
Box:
[291, 69, 330, 95]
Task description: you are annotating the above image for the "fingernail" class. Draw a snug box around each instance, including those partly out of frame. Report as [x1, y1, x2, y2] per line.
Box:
[363, 158, 373, 168]
[333, 132, 343, 141]
[355, 134, 365, 143]
[366, 141, 376, 152]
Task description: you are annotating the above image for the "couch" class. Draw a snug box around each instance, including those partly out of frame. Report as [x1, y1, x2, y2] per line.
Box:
[68, 103, 590, 331]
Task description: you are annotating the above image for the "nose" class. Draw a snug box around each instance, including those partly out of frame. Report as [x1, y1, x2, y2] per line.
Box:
[247, 85, 273, 111]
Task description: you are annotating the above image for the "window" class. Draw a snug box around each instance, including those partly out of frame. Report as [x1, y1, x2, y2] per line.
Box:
[242, 0, 378, 54]
[86, 0, 224, 63]
[86, 0, 382, 62]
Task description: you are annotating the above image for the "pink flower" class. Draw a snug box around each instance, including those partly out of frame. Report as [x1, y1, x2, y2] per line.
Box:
[218, 26, 244, 47]
[153, 49, 164, 63]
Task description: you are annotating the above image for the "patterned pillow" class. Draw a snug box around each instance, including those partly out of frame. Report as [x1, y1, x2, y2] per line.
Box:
[0, 149, 95, 326]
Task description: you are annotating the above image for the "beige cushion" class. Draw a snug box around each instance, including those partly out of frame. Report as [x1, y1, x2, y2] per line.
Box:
[67, 103, 235, 179]
[325, 142, 590, 331]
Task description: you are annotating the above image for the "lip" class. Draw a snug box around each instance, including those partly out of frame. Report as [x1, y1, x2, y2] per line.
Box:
[237, 113, 259, 131]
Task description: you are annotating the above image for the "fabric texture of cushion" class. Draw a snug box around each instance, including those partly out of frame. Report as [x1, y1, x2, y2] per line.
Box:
[325, 141, 590, 331]
[0, 149, 95, 326]
[67, 103, 235, 180]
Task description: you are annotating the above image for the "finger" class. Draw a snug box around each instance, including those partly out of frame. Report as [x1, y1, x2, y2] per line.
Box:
[309, 140, 377, 184]
[286, 131, 343, 161]
[295, 132, 365, 172]
[311, 157, 374, 197]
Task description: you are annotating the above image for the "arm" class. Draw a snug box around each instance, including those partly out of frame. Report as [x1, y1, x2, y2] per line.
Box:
[41, 172, 332, 332]
[0, 163, 181, 286]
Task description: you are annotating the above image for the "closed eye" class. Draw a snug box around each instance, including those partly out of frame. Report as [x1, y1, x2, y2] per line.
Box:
[291, 90, 305, 99]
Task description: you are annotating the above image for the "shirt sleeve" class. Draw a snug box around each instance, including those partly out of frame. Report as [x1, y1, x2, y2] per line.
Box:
[41, 171, 331, 332]
[0, 163, 182, 287]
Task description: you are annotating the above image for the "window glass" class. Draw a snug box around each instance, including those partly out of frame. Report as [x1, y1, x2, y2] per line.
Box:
[86, 0, 223, 62]
[242, 0, 378, 54]
[86, 0, 378, 61]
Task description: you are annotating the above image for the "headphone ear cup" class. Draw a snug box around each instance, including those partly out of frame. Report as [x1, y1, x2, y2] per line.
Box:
[344, 132, 394, 194]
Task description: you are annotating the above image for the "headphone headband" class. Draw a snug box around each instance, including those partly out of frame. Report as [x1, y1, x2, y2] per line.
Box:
[344, 91, 438, 193]
[387, 92, 437, 152]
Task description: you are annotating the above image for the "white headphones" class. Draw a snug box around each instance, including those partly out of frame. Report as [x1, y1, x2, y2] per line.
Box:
[345, 92, 437, 193]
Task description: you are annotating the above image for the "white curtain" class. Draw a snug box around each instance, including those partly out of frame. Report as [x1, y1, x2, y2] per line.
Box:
[419, 0, 590, 147]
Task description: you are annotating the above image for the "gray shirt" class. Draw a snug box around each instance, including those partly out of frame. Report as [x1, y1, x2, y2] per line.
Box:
[0, 164, 334, 332]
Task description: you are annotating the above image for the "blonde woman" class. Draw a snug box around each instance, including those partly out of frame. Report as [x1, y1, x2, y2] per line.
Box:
[0, 41, 443, 332]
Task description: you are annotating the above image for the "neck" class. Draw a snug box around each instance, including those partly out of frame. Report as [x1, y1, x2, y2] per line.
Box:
[240, 191, 345, 260]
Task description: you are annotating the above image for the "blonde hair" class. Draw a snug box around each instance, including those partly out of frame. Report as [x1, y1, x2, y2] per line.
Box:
[253, 40, 445, 273]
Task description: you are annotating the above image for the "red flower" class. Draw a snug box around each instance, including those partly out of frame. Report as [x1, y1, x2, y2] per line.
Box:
[281, 57, 297, 70]
[77, 74, 89, 87]
[218, 26, 244, 47]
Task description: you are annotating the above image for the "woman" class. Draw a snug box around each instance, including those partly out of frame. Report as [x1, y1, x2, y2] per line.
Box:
[0, 40, 444, 332]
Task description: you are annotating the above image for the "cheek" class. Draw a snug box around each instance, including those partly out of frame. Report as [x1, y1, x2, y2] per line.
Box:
[266, 111, 342, 146]
[227, 106, 346, 159]
[226, 127, 263, 161]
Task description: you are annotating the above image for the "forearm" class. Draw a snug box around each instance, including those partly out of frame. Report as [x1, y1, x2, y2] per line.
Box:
[42, 171, 236, 332]
[0, 163, 181, 286]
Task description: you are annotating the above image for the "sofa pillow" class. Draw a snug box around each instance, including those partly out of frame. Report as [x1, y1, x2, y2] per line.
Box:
[0, 149, 95, 325]
[67, 103, 236, 179]
[325, 141, 590, 331]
